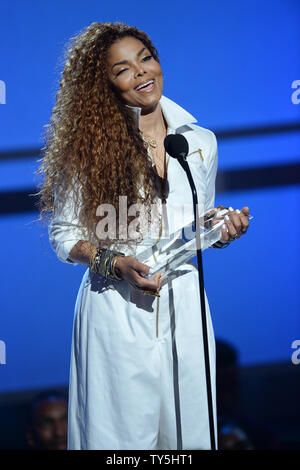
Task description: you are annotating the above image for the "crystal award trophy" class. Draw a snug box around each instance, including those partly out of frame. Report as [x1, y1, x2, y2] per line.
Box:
[136, 207, 253, 280]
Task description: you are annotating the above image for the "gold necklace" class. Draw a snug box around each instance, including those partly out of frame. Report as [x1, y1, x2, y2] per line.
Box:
[143, 135, 157, 148]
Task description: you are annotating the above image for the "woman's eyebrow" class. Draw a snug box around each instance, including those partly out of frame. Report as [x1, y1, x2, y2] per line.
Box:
[112, 47, 146, 70]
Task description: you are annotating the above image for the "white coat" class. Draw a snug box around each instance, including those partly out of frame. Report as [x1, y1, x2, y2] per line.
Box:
[48, 94, 218, 450]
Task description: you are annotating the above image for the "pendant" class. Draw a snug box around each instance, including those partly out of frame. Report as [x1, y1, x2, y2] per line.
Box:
[142, 134, 157, 148]
[147, 138, 157, 148]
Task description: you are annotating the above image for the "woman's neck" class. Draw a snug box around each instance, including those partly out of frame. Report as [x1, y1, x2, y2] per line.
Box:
[139, 102, 167, 138]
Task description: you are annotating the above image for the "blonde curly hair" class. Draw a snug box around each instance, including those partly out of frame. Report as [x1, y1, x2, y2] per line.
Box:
[35, 22, 161, 247]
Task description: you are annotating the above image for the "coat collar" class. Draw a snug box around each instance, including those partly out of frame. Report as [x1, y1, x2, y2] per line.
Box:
[125, 94, 197, 131]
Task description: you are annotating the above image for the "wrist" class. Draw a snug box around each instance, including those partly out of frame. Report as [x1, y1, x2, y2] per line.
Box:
[90, 247, 125, 280]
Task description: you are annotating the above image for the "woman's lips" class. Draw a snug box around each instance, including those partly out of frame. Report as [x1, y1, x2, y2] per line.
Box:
[135, 81, 155, 93]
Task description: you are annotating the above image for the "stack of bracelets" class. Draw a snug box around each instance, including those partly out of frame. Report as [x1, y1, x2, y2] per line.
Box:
[89, 246, 125, 280]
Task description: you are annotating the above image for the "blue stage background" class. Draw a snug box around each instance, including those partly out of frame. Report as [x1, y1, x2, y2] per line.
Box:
[0, 0, 299, 393]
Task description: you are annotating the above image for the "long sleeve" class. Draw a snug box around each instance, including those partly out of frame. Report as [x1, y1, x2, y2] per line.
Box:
[48, 186, 90, 266]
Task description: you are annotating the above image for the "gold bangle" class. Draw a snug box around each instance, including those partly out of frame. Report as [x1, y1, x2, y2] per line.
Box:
[103, 255, 110, 276]
[111, 256, 122, 280]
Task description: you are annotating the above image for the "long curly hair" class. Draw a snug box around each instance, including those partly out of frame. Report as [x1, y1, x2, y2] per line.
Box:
[34, 22, 161, 248]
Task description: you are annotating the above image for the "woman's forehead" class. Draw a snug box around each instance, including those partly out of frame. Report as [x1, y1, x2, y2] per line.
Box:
[107, 36, 147, 60]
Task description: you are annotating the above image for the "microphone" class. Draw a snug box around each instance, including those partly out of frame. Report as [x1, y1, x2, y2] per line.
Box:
[163, 132, 216, 450]
[164, 134, 189, 160]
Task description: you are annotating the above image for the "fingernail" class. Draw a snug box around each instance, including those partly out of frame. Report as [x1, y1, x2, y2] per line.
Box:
[236, 209, 240, 214]
[222, 223, 228, 232]
[229, 207, 234, 212]
[225, 215, 230, 221]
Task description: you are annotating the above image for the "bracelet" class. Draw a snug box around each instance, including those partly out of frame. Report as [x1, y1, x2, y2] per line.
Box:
[211, 240, 230, 249]
[111, 256, 123, 281]
[90, 247, 125, 280]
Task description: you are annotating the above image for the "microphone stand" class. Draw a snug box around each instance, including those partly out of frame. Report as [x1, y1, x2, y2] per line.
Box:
[176, 153, 216, 450]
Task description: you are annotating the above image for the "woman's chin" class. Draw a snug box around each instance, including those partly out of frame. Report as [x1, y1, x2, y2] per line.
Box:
[140, 92, 163, 113]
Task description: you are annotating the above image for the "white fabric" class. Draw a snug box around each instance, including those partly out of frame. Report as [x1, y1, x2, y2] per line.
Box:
[48, 94, 219, 450]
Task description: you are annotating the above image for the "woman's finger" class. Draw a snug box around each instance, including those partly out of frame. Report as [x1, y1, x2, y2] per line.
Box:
[236, 209, 249, 233]
[241, 206, 250, 217]
[133, 271, 163, 291]
[227, 207, 242, 235]
[220, 223, 230, 242]
[132, 259, 151, 276]
[224, 213, 240, 239]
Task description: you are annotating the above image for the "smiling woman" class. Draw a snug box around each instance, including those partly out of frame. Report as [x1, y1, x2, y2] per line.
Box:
[106, 37, 163, 111]
[106, 35, 167, 180]
[35, 21, 250, 451]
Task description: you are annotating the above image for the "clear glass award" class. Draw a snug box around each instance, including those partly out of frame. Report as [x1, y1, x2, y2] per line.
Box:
[136, 207, 253, 280]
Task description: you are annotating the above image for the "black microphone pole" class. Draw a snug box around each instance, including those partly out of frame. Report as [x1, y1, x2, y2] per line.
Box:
[164, 136, 216, 450]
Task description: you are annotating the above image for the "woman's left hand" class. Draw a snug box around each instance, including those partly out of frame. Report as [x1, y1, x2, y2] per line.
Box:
[220, 206, 250, 243]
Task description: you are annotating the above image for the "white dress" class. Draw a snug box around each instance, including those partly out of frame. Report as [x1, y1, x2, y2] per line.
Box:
[48, 95, 219, 450]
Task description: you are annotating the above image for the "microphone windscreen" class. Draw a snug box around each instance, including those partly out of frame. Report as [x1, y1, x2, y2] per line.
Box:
[164, 134, 189, 158]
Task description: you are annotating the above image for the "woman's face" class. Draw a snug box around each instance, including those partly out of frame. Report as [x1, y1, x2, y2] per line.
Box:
[106, 36, 163, 112]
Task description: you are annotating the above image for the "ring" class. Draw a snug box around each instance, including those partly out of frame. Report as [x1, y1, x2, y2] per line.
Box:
[231, 233, 239, 240]
[143, 289, 160, 297]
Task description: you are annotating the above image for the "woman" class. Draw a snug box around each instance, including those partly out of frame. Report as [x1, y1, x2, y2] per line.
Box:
[36, 22, 250, 450]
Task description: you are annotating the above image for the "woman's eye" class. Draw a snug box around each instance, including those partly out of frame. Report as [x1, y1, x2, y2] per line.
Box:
[115, 56, 152, 76]
[116, 69, 127, 77]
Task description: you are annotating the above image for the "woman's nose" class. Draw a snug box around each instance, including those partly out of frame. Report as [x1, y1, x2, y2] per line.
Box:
[134, 64, 146, 78]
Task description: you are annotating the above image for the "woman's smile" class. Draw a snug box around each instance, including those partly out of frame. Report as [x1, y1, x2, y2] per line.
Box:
[106, 36, 163, 110]
[134, 79, 155, 92]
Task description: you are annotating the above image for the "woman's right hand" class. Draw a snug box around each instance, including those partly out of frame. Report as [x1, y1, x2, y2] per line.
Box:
[114, 256, 164, 294]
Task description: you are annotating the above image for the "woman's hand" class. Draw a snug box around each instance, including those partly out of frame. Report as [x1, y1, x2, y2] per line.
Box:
[220, 206, 250, 243]
[114, 256, 164, 294]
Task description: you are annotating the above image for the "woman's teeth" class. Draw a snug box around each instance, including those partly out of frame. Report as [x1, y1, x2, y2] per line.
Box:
[135, 80, 154, 91]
